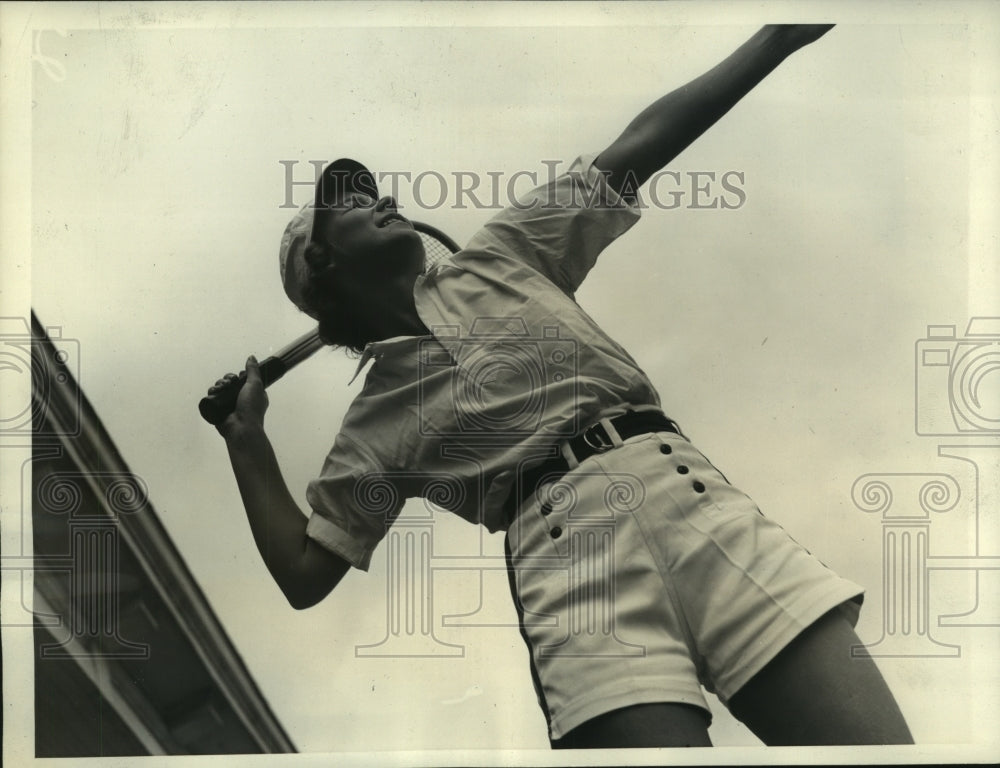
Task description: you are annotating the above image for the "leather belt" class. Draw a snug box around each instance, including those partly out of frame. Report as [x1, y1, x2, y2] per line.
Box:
[505, 410, 680, 518]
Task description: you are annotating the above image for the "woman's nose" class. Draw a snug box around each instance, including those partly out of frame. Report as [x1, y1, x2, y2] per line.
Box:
[374, 196, 397, 212]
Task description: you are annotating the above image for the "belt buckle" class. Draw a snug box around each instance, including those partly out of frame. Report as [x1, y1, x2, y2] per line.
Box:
[582, 421, 615, 453]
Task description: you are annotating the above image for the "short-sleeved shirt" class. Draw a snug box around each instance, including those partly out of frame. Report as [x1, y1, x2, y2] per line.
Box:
[305, 154, 664, 570]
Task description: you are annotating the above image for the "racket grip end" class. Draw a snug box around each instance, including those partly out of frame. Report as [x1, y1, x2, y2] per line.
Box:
[199, 371, 247, 426]
[199, 355, 289, 426]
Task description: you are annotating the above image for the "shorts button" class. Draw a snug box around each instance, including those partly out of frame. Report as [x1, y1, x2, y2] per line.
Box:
[677, 465, 689, 474]
[693, 480, 706, 493]
[550, 526, 563, 539]
[540, 502, 552, 516]
[659, 444, 672, 455]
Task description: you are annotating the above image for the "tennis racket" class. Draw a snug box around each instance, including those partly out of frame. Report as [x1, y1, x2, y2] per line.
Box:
[198, 221, 460, 425]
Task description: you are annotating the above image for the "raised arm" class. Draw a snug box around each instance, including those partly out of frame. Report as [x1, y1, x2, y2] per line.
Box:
[595, 24, 835, 198]
[215, 357, 350, 609]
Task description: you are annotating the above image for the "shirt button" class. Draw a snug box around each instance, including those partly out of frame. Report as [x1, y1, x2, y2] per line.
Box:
[677, 465, 689, 474]
[659, 444, 672, 455]
[693, 480, 706, 493]
[540, 502, 553, 516]
[550, 526, 563, 539]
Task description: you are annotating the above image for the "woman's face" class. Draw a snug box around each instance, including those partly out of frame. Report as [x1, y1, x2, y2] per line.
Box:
[312, 192, 430, 343]
[314, 192, 426, 280]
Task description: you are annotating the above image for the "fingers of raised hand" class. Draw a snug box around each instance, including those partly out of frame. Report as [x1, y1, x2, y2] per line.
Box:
[209, 372, 239, 393]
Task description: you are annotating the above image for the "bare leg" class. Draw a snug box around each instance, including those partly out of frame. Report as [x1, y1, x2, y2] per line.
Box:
[552, 703, 712, 749]
[727, 608, 914, 745]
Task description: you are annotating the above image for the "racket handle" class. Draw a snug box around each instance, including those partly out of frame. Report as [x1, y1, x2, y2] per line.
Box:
[198, 356, 289, 425]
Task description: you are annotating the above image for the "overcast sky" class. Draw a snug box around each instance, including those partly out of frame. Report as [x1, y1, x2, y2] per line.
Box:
[3, 2, 999, 765]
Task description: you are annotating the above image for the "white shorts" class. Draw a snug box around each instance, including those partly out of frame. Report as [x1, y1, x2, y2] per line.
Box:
[504, 430, 864, 741]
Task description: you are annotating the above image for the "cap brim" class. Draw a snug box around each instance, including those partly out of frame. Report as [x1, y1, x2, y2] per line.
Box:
[311, 158, 379, 243]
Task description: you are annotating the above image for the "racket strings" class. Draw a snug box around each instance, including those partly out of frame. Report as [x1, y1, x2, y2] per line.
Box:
[415, 222, 460, 269]
[418, 233, 456, 269]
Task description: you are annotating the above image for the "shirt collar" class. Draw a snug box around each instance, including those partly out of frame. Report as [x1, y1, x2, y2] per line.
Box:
[348, 271, 444, 384]
[347, 264, 456, 386]
[348, 335, 424, 384]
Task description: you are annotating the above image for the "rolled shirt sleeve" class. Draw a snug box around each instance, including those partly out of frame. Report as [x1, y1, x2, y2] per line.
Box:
[462, 154, 641, 296]
[305, 433, 402, 571]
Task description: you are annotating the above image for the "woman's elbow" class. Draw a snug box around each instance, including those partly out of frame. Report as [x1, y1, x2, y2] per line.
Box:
[284, 547, 351, 610]
[285, 587, 326, 611]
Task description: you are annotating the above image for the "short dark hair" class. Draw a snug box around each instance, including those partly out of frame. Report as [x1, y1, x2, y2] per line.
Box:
[301, 239, 371, 355]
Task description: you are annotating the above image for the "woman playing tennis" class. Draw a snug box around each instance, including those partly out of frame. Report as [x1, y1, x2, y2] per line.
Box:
[209, 24, 913, 748]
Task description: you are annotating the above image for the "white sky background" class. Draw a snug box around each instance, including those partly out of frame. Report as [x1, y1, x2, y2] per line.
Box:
[3, 1, 1000, 765]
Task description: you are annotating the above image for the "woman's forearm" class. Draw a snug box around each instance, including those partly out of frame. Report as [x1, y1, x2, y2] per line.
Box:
[597, 25, 835, 195]
[226, 424, 348, 608]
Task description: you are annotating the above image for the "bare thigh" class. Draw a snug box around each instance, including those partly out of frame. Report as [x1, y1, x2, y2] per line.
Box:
[727, 608, 914, 745]
[552, 703, 712, 749]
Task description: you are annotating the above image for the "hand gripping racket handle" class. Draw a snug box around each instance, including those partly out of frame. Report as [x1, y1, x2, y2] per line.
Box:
[199, 329, 325, 425]
[198, 356, 289, 425]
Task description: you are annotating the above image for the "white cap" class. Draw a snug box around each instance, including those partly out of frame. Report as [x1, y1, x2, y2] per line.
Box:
[277, 158, 377, 319]
[278, 203, 317, 319]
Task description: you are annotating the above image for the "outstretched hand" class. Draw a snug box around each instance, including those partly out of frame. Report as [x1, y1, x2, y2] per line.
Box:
[211, 355, 269, 440]
[767, 24, 835, 52]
